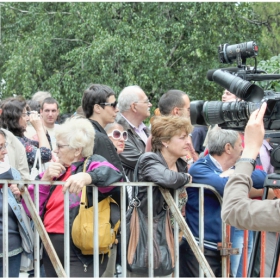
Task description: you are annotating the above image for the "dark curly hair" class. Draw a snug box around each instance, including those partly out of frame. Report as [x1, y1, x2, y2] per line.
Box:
[0, 97, 27, 137]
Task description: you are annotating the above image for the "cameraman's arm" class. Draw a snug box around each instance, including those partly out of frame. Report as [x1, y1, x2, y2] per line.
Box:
[222, 103, 280, 232]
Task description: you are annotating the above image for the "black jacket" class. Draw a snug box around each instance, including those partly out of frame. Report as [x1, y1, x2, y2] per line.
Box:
[116, 114, 149, 181]
[136, 151, 190, 216]
[89, 119, 125, 205]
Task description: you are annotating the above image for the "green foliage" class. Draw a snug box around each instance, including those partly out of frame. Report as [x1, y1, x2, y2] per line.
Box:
[1, 2, 262, 112]
[256, 55, 280, 92]
[251, 3, 280, 59]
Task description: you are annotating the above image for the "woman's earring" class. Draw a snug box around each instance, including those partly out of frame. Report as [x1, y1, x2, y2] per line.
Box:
[165, 145, 168, 148]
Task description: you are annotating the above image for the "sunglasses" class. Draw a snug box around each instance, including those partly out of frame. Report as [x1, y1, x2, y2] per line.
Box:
[107, 129, 128, 141]
[99, 101, 118, 109]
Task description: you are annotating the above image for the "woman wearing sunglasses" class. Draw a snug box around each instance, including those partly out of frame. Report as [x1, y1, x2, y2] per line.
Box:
[105, 123, 128, 155]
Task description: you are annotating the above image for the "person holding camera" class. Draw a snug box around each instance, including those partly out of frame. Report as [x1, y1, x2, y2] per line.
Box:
[222, 102, 280, 232]
[0, 97, 52, 172]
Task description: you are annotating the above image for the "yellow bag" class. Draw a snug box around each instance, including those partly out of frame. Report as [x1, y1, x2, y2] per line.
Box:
[71, 159, 120, 255]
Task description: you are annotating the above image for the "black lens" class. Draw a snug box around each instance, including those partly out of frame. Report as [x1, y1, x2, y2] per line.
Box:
[112, 101, 118, 108]
[202, 101, 259, 126]
[212, 70, 264, 102]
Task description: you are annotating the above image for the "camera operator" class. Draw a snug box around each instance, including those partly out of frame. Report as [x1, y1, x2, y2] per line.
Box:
[221, 102, 280, 232]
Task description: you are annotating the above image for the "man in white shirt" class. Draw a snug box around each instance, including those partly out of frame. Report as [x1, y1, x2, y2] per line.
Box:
[40, 97, 60, 150]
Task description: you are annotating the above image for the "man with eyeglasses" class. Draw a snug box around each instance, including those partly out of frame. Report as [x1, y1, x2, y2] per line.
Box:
[116, 85, 152, 182]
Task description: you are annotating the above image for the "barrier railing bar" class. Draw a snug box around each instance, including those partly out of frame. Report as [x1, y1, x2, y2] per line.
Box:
[173, 189, 180, 278]
[93, 186, 99, 277]
[18, 183, 67, 277]
[121, 184, 127, 278]
[34, 181, 40, 277]
[147, 183, 154, 277]
[199, 186, 205, 277]
[159, 185, 215, 278]
[64, 190, 70, 277]
[3, 182, 9, 277]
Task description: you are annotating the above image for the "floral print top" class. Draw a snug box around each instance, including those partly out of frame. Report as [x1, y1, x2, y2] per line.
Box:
[17, 136, 52, 172]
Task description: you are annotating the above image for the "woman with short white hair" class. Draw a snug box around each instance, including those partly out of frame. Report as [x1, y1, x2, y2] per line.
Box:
[22, 117, 123, 277]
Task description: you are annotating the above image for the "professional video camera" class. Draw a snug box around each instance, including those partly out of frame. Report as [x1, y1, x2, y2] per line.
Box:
[190, 41, 280, 132]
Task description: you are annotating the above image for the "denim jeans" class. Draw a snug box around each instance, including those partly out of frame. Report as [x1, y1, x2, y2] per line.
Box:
[230, 227, 253, 277]
[0, 252, 22, 277]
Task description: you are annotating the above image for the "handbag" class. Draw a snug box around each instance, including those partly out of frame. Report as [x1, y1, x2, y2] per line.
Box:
[126, 160, 175, 276]
[30, 148, 45, 180]
[17, 203, 34, 271]
[71, 158, 120, 255]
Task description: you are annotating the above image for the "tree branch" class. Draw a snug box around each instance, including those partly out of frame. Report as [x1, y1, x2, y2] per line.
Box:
[51, 38, 91, 45]
[0, 3, 71, 15]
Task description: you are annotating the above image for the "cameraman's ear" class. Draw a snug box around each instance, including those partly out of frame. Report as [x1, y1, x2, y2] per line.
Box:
[0, 108, 2, 116]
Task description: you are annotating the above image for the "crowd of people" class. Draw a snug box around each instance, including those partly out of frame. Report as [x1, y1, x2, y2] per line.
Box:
[0, 85, 278, 278]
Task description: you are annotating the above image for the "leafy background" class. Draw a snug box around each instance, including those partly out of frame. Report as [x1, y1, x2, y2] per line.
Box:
[1, 2, 280, 114]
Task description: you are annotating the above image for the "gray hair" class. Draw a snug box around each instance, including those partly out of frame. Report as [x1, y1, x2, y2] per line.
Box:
[117, 85, 143, 113]
[55, 117, 95, 157]
[32, 91, 52, 105]
[104, 122, 124, 133]
[208, 128, 239, 156]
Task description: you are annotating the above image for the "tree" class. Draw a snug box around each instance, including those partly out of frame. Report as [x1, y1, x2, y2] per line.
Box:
[0, 2, 261, 112]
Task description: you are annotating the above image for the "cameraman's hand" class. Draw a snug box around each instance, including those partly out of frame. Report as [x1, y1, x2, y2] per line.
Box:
[242, 102, 267, 160]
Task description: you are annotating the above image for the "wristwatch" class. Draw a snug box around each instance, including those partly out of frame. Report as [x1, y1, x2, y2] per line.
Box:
[237, 158, 256, 170]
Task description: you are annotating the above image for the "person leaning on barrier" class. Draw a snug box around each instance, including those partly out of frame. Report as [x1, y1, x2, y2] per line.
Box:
[180, 125, 267, 277]
[21, 117, 123, 277]
[129, 115, 192, 277]
[0, 129, 32, 277]
[222, 102, 280, 232]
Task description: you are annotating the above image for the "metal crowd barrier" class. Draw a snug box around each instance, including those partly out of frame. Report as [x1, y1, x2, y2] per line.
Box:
[1, 179, 235, 278]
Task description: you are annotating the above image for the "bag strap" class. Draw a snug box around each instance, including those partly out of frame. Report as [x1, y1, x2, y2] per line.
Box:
[80, 157, 90, 207]
[32, 148, 42, 171]
[132, 157, 141, 198]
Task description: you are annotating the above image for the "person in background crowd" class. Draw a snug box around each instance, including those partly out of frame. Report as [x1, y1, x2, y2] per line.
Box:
[40, 97, 60, 150]
[116, 85, 151, 182]
[0, 97, 52, 171]
[31, 91, 52, 106]
[157, 89, 198, 166]
[22, 117, 123, 277]
[25, 99, 41, 140]
[0, 129, 33, 277]
[180, 128, 267, 277]
[104, 121, 129, 277]
[191, 125, 208, 157]
[131, 115, 192, 277]
[82, 84, 125, 206]
[82, 84, 125, 278]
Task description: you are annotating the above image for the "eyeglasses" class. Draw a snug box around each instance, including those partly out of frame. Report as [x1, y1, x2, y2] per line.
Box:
[99, 101, 118, 109]
[107, 130, 128, 141]
[135, 99, 150, 104]
[56, 144, 70, 150]
[0, 142, 8, 151]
